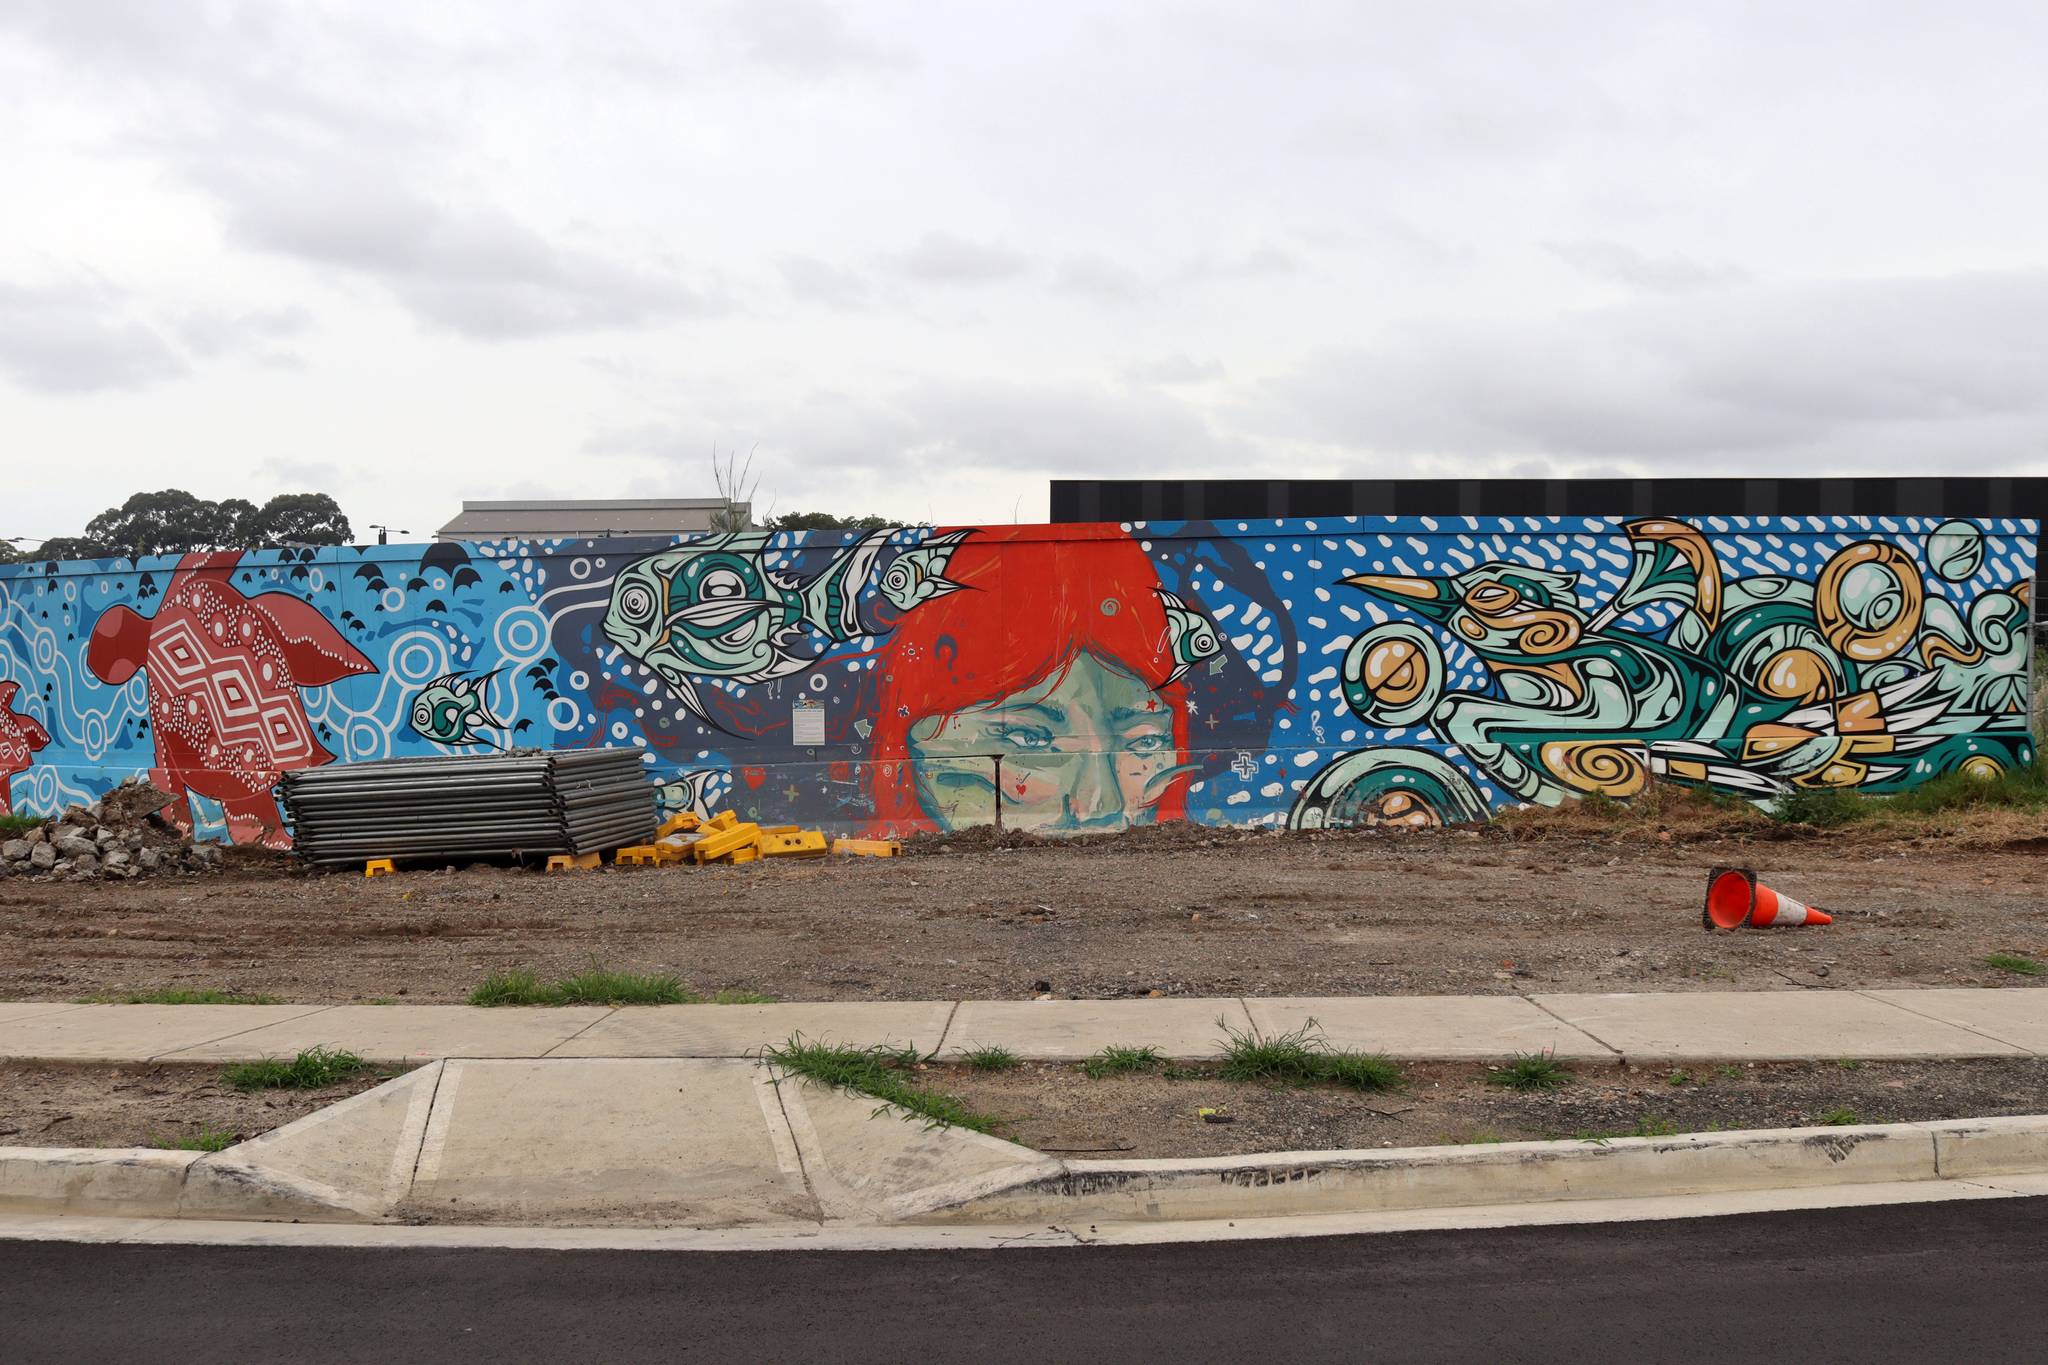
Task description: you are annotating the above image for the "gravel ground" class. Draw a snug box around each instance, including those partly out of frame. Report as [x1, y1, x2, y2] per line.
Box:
[0, 1060, 401, 1149]
[0, 811, 2044, 1003]
[937, 1055, 2048, 1156]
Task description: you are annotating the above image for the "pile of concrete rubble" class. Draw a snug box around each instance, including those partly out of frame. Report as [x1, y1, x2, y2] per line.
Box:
[0, 779, 224, 881]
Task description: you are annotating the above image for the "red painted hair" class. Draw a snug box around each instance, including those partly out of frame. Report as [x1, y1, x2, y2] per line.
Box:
[867, 525, 1191, 834]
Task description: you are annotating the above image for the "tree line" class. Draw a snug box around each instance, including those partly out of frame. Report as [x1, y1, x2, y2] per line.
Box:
[3, 490, 352, 563]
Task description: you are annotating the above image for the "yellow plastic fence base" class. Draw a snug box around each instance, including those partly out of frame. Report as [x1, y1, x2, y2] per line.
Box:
[707, 810, 741, 832]
[363, 859, 395, 878]
[761, 830, 829, 858]
[692, 823, 763, 864]
[657, 812, 702, 838]
[831, 838, 901, 858]
[614, 844, 662, 866]
[728, 845, 762, 865]
[545, 851, 602, 873]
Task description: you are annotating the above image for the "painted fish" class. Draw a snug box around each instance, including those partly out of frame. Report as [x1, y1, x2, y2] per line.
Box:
[657, 767, 731, 819]
[1154, 589, 1223, 684]
[0, 680, 51, 811]
[602, 529, 890, 728]
[879, 530, 971, 613]
[409, 672, 506, 747]
[85, 552, 376, 847]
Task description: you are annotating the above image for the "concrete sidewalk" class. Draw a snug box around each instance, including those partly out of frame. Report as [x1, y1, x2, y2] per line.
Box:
[0, 988, 2040, 1065]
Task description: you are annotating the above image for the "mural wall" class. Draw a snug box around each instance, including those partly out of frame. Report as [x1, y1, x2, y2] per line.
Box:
[0, 516, 2034, 845]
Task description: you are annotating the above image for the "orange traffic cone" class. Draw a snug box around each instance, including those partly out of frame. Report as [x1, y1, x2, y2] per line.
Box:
[1703, 867, 1832, 930]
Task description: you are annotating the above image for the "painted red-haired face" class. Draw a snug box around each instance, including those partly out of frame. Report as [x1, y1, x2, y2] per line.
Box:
[867, 527, 1193, 835]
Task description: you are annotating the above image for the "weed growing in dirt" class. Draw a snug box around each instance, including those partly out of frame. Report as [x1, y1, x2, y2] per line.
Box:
[764, 1035, 999, 1134]
[0, 813, 41, 835]
[1770, 755, 2048, 829]
[468, 965, 765, 1006]
[1986, 952, 2046, 977]
[469, 970, 556, 1006]
[1082, 1045, 1164, 1079]
[1837, 1058, 1865, 1070]
[1819, 1107, 1861, 1126]
[550, 969, 693, 1006]
[1215, 1019, 1403, 1093]
[77, 988, 283, 1005]
[962, 1044, 1021, 1072]
[223, 1046, 369, 1092]
[1666, 1070, 1695, 1087]
[1575, 1117, 1681, 1142]
[147, 1130, 238, 1152]
[1770, 786, 1872, 828]
[1486, 1053, 1573, 1091]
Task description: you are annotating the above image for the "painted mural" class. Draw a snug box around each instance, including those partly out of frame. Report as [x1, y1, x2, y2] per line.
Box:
[0, 516, 2033, 844]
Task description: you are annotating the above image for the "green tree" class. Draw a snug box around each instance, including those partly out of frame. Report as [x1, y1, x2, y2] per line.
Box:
[28, 489, 355, 560]
[237, 493, 353, 546]
[80, 490, 241, 557]
[767, 511, 896, 532]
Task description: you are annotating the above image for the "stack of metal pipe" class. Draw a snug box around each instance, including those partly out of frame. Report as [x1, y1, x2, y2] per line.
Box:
[279, 749, 657, 866]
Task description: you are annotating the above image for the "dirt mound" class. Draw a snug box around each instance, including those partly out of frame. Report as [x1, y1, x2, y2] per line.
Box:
[0, 778, 273, 882]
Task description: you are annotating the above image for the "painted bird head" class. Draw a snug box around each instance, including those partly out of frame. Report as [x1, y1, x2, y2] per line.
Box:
[1343, 563, 1586, 657]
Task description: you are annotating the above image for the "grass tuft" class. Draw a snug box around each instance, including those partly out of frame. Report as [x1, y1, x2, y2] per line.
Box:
[961, 1044, 1021, 1073]
[1216, 1018, 1403, 1092]
[1985, 952, 2046, 977]
[0, 813, 39, 835]
[1081, 1044, 1163, 1079]
[469, 969, 557, 1007]
[468, 965, 766, 1006]
[549, 968, 695, 1006]
[77, 988, 282, 1005]
[1485, 1052, 1573, 1091]
[146, 1130, 238, 1152]
[222, 1046, 370, 1092]
[764, 1035, 999, 1133]
[1819, 1106, 1861, 1126]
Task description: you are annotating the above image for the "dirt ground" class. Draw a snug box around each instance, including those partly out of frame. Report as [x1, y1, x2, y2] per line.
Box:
[0, 1061, 401, 1149]
[9, 1055, 2043, 1157]
[1, 808, 2045, 1003]
[938, 1056, 2048, 1156]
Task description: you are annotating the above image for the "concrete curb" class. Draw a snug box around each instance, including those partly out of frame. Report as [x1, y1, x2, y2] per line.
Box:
[6, 1114, 2045, 1229]
[916, 1114, 2048, 1224]
[0, 1145, 378, 1222]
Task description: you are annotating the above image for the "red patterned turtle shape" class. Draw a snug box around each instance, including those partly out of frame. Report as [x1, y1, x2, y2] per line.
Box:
[86, 552, 375, 846]
[0, 680, 51, 811]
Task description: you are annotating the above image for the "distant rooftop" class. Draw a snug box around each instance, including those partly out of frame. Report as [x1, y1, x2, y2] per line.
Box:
[436, 498, 751, 542]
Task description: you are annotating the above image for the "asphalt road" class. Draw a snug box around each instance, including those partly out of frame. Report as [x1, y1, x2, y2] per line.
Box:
[5, 1199, 2045, 1363]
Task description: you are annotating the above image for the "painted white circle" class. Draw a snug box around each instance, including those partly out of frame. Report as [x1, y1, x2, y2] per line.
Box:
[547, 697, 580, 730]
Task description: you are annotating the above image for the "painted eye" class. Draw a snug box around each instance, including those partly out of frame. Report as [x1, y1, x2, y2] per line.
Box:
[412, 704, 431, 726]
[702, 569, 746, 600]
[619, 585, 655, 621]
[1125, 732, 1169, 754]
[995, 725, 1053, 751]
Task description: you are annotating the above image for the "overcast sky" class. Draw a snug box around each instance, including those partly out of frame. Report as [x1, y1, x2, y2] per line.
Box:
[3, 1, 2044, 542]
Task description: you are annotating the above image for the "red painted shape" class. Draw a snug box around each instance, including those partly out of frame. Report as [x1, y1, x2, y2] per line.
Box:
[0, 681, 52, 809]
[84, 553, 375, 847]
[740, 765, 767, 789]
[828, 761, 852, 783]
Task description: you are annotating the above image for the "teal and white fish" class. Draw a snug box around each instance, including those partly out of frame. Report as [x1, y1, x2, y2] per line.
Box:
[1154, 588, 1222, 684]
[879, 530, 970, 613]
[602, 529, 890, 728]
[657, 768, 730, 818]
[409, 672, 506, 746]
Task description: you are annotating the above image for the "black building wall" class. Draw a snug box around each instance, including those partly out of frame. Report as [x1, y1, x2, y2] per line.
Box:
[1050, 477, 2047, 581]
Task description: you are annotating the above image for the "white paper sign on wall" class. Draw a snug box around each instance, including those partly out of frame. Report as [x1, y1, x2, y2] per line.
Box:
[792, 698, 826, 747]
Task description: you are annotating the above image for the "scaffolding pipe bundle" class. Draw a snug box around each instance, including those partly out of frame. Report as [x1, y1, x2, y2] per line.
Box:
[279, 749, 657, 866]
